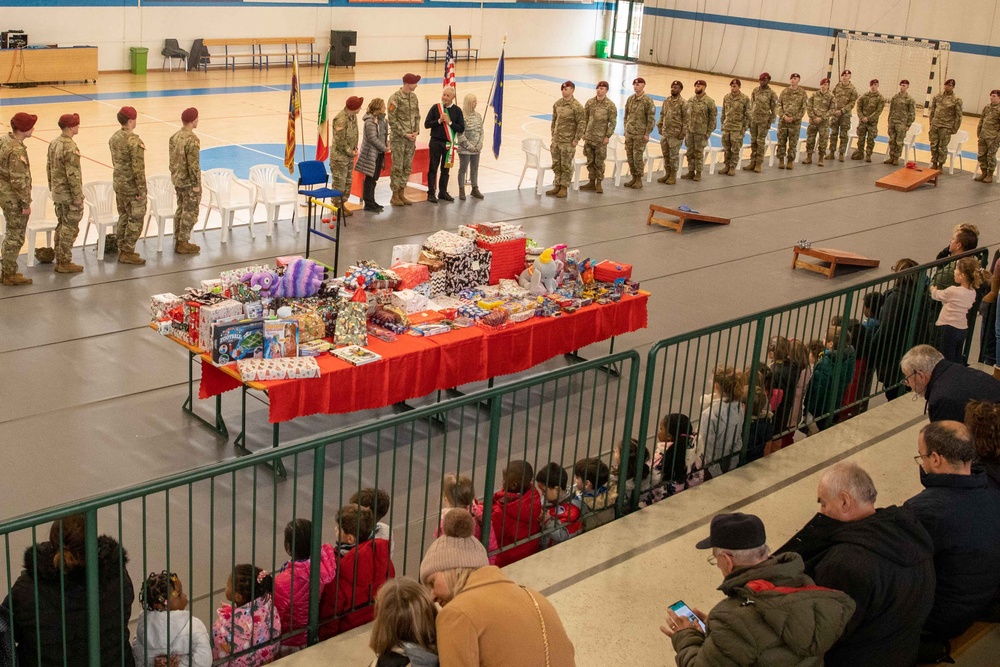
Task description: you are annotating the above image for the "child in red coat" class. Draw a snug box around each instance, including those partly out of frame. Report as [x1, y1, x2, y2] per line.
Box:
[535, 463, 581, 548]
[490, 460, 542, 566]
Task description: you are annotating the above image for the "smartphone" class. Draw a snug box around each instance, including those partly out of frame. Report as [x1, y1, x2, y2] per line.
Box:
[669, 600, 706, 633]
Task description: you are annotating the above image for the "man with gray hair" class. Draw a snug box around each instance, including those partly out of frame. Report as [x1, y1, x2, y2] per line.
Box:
[900, 344, 1000, 422]
[777, 463, 935, 667]
[662, 512, 855, 666]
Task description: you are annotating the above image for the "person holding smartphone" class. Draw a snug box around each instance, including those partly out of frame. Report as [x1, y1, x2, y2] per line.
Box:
[660, 512, 855, 666]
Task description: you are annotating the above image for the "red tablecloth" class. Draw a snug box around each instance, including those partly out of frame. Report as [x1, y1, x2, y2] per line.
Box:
[199, 294, 648, 423]
[349, 145, 431, 198]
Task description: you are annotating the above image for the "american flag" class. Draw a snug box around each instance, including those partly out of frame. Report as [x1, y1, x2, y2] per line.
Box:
[443, 26, 456, 90]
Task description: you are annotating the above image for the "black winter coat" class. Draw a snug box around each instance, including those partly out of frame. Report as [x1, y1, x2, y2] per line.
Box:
[926, 359, 1000, 423]
[9, 535, 135, 667]
[776, 506, 935, 667]
[869, 284, 915, 383]
[904, 468, 1000, 639]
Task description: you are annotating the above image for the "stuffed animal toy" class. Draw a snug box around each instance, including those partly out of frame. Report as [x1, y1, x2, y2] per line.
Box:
[518, 248, 561, 296]
[241, 258, 325, 298]
[240, 269, 280, 297]
[579, 258, 595, 285]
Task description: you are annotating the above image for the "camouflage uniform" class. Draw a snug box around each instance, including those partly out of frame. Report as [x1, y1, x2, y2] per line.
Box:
[747, 86, 777, 168]
[550, 96, 584, 187]
[46, 135, 84, 264]
[805, 89, 835, 158]
[656, 95, 687, 181]
[928, 92, 963, 167]
[886, 92, 916, 162]
[776, 87, 807, 163]
[854, 91, 885, 158]
[720, 91, 749, 171]
[168, 128, 201, 245]
[387, 88, 420, 192]
[109, 128, 147, 254]
[582, 96, 616, 184]
[685, 93, 717, 176]
[329, 109, 359, 195]
[976, 102, 1000, 178]
[828, 82, 859, 157]
[623, 93, 656, 181]
[0, 133, 32, 275]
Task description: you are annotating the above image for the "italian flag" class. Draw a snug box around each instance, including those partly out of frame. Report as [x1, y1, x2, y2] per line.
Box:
[316, 50, 331, 161]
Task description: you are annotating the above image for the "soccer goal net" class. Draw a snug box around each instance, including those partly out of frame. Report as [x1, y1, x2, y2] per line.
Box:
[829, 30, 950, 114]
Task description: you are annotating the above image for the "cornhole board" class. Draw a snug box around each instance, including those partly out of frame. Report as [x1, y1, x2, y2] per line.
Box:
[647, 205, 731, 234]
[875, 166, 941, 192]
[792, 246, 880, 279]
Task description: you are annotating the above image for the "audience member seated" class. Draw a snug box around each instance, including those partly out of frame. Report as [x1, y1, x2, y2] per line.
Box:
[8, 513, 136, 666]
[904, 421, 1000, 662]
[766, 336, 802, 445]
[319, 504, 395, 639]
[573, 457, 617, 530]
[133, 571, 212, 666]
[698, 365, 746, 477]
[744, 368, 773, 462]
[641, 413, 699, 506]
[535, 462, 581, 548]
[804, 326, 856, 431]
[490, 460, 543, 566]
[661, 513, 855, 666]
[966, 400, 1000, 488]
[211, 565, 281, 666]
[439, 474, 498, 563]
[272, 519, 336, 655]
[900, 344, 1000, 422]
[777, 462, 935, 667]
[870, 259, 922, 400]
[609, 438, 651, 497]
[367, 577, 439, 667]
[352, 487, 395, 558]
[419, 510, 575, 667]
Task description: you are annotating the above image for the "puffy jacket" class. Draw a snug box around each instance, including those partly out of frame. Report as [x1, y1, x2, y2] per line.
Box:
[698, 396, 744, 476]
[671, 553, 856, 666]
[356, 113, 388, 178]
[804, 347, 855, 427]
[490, 489, 542, 567]
[925, 359, 1000, 423]
[272, 543, 336, 647]
[132, 610, 213, 667]
[318, 539, 394, 639]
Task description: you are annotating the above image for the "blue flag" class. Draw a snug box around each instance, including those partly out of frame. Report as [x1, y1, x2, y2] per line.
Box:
[491, 48, 504, 158]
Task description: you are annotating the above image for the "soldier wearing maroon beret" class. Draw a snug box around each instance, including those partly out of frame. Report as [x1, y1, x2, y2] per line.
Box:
[47, 113, 85, 273]
[109, 106, 148, 265]
[0, 112, 38, 285]
[928, 79, 963, 171]
[885, 80, 916, 165]
[169, 108, 202, 254]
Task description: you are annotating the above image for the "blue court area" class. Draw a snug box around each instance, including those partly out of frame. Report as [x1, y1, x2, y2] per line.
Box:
[200, 143, 289, 179]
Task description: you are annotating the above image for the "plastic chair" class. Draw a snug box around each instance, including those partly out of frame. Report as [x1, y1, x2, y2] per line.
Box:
[517, 138, 552, 195]
[946, 130, 969, 174]
[161, 39, 189, 71]
[201, 168, 257, 243]
[845, 114, 860, 152]
[609, 135, 647, 186]
[705, 133, 725, 173]
[142, 175, 175, 252]
[25, 186, 59, 267]
[902, 123, 923, 162]
[644, 146, 664, 183]
[82, 181, 118, 260]
[249, 164, 299, 236]
[297, 160, 342, 274]
[570, 155, 588, 191]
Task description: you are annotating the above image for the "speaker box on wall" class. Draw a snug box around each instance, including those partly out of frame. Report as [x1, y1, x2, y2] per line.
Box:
[330, 30, 357, 67]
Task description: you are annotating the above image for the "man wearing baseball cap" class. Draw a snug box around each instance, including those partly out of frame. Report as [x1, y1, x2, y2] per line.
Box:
[387, 74, 421, 206]
[804, 78, 835, 166]
[330, 96, 363, 216]
[168, 107, 201, 254]
[656, 81, 687, 185]
[681, 80, 716, 182]
[975, 88, 1000, 182]
[47, 113, 85, 273]
[928, 79, 963, 171]
[661, 512, 855, 665]
[547, 81, 584, 198]
[828, 69, 859, 161]
[109, 106, 147, 265]
[853, 79, 885, 162]
[580, 81, 617, 193]
[623, 77, 656, 188]
[885, 80, 916, 166]
[0, 112, 38, 285]
[747, 73, 777, 172]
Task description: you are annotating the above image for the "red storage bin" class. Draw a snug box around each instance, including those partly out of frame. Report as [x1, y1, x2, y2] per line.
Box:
[594, 260, 632, 282]
[476, 237, 527, 284]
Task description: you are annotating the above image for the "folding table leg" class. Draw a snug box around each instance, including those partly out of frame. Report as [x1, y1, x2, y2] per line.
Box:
[182, 350, 229, 437]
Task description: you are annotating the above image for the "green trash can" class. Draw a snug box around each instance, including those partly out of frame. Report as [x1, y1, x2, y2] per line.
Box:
[595, 39, 609, 59]
[130, 47, 149, 75]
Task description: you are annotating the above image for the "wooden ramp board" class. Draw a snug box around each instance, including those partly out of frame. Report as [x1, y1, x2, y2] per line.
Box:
[647, 204, 731, 233]
[792, 246, 880, 279]
[876, 166, 941, 192]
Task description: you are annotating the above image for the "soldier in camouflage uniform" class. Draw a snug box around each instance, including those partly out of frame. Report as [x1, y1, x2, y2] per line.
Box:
[330, 96, 363, 216]
[623, 77, 656, 189]
[804, 78, 835, 166]
[656, 80, 687, 185]
[884, 79, 916, 166]
[388, 73, 421, 206]
[580, 80, 617, 193]
[109, 106, 147, 265]
[776, 74, 807, 170]
[975, 89, 1000, 183]
[719, 79, 749, 176]
[853, 79, 885, 162]
[47, 113, 85, 273]
[828, 70, 859, 161]
[168, 107, 202, 255]
[682, 80, 717, 182]
[0, 112, 37, 286]
[747, 73, 777, 173]
[547, 81, 585, 198]
[928, 79, 963, 171]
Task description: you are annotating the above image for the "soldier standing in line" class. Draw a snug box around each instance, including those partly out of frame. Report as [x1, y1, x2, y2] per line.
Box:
[975, 89, 1000, 183]
[387, 73, 421, 206]
[828, 69, 859, 162]
[746, 73, 777, 173]
[0, 112, 37, 286]
[682, 80, 717, 182]
[623, 77, 656, 189]
[547, 80, 585, 198]
[168, 107, 202, 255]
[884, 80, 916, 166]
[719, 79, 749, 176]
[853, 79, 885, 162]
[47, 113, 85, 273]
[656, 80, 687, 185]
[804, 78, 835, 166]
[109, 106, 147, 265]
[329, 96, 363, 217]
[928, 79, 963, 171]
[775, 74, 807, 170]
[580, 80, 617, 194]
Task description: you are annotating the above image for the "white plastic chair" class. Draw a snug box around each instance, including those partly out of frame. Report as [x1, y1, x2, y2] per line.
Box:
[570, 155, 589, 191]
[143, 175, 175, 252]
[610, 135, 647, 186]
[705, 133, 725, 173]
[644, 146, 664, 183]
[902, 123, 923, 162]
[249, 164, 299, 235]
[946, 130, 970, 174]
[517, 138, 552, 196]
[25, 186, 59, 267]
[201, 168, 257, 243]
[845, 114, 860, 152]
[82, 181, 118, 261]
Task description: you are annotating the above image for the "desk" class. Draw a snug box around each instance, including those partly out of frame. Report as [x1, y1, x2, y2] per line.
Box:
[0, 47, 98, 85]
[350, 145, 431, 199]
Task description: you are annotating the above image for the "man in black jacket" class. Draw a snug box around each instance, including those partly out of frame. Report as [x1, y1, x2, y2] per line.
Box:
[905, 421, 1000, 659]
[900, 344, 1000, 422]
[423, 86, 465, 203]
[777, 462, 935, 666]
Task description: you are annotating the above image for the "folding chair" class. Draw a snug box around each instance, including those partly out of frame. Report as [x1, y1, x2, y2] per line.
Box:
[298, 160, 343, 276]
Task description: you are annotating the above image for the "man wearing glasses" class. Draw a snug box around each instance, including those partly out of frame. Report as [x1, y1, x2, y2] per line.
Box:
[900, 345, 1000, 422]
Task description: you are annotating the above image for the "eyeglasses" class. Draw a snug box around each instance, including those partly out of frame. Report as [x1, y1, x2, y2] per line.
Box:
[914, 453, 931, 463]
[707, 554, 718, 566]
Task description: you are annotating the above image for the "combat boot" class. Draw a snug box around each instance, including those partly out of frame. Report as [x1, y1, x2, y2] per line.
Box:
[883, 156, 894, 164]
[718, 165, 730, 176]
[817, 155, 825, 167]
[595, 180, 603, 193]
[471, 187, 484, 200]
[2, 271, 32, 286]
[865, 154, 872, 163]
[851, 151, 863, 160]
[986, 175, 994, 183]
[680, 169, 695, 180]
[174, 241, 201, 255]
[692, 171, 701, 182]
[390, 189, 405, 207]
[838, 153, 845, 162]
[777, 158, 785, 170]
[580, 179, 597, 191]
[746, 157, 757, 170]
[825, 150, 835, 160]
[55, 261, 84, 273]
[339, 198, 353, 217]
[624, 176, 636, 188]
[554, 186, 568, 198]
[632, 178, 644, 189]
[400, 189, 414, 205]
[666, 170, 676, 185]
[727, 165, 736, 176]
[753, 160, 762, 173]
[891, 158, 899, 166]
[118, 252, 146, 266]
[975, 172, 986, 182]
[785, 159, 794, 170]
[802, 153, 813, 165]
[545, 184, 561, 196]
[656, 173, 670, 184]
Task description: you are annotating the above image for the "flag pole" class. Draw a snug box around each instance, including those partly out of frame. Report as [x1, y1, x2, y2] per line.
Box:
[298, 57, 306, 162]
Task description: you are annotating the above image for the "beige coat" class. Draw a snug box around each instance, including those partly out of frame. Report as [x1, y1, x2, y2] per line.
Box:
[436, 566, 575, 667]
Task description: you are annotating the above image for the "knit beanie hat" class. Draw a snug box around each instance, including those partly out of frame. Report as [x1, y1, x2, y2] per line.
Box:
[419, 509, 489, 583]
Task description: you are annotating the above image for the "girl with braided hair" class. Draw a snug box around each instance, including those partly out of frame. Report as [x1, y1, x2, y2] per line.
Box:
[211, 565, 281, 666]
[133, 571, 212, 666]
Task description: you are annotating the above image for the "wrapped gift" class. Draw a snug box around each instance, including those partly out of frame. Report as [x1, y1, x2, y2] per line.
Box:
[457, 304, 489, 320]
[498, 279, 529, 300]
[238, 357, 321, 381]
[334, 289, 369, 347]
[391, 289, 430, 314]
[424, 230, 474, 255]
[390, 262, 431, 290]
[412, 282, 432, 298]
[408, 310, 447, 325]
[199, 279, 226, 295]
[151, 293, 182, 323]
[417, 249, 446, 273]
[220, 265, 272, 303]
[476, 237, 526, 285]
[198, 299, 246, 348]
[391, 244, 421, 265]
[292, 310, 326, 342]
[429, 295, 466, 311]
[594, 260, 633, 282]
[276, 255, 304, 268]
[428, 271, 448, 298]
[445, 249, 492, 295]
[211, 318, 264, 365]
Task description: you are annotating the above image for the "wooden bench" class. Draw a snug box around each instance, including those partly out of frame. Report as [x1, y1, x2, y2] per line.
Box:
[256, 37, 320, 69]
[201, 39, 256, 72]
[918, 622, 998, 666]
[425, 34, 479, 64]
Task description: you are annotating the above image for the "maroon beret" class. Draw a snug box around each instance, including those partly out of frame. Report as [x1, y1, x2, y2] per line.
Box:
[119, 106, 137, 120]
[11, 112, 37, 132]
[758, 72, 770, 81]
[346, 96, 363, 111]
[181, 107, 198, 124]
[820, 77, 830, 85]
[992, 89, 1000, 96]
[900, 79, 910, 85]
[672, 80, 683, 88]
[58, 113, 80, 128]
[694, 79, 707, 87]
[730, 79, 741, 87]
[945, 78, 956, 86]
[402, 73, 421, 85]
[596, 80, 609, 89]
[561, 80, 575, 90]
[790, 73, 801, 79]
[870, 79, 879, 86]
[841, 69, 852, 76]
[632, 77, 645, 85]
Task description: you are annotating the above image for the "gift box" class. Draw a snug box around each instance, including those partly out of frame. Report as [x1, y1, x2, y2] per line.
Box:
[417, 249, 446, 273]
[457, 304, 489, 320]
[390, 262, 431, 290]
[424, 230, 474, 255]
[198, 299, 246, 349]
[220, 265, 272, 303]
[412, 282, 432, 298]
[199, 279, 226, 295]
[391, 289, 430, 314]
[334, 290, 369, 347]
[594, 260, 633, 282]
[430, 295, 466, 311]
[477, 237, 526, 284]
[264, 319, 299, 359]
[391, 244, 421, 265]
[211, 318, 265, 364]
[276, 255, 304, 268]
[151, 293, 183, 323]
[292, 310, 326, 343]
[428, 271, 448, 298]
[445, 249, 492, 295]
[408, 310, 447, 325]
[238, 357, 321, 381]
